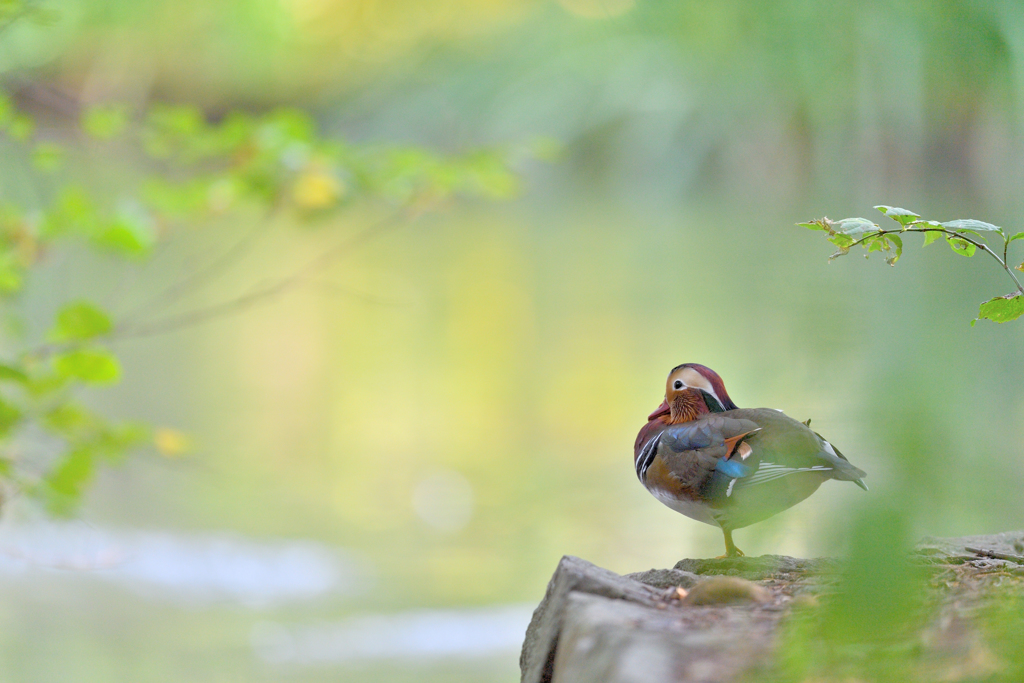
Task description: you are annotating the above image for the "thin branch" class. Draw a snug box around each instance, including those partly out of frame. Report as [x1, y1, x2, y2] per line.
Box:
[115, 279, 292, 338]
[974, 240, 1024, 296]
[845, 227, 1024, 296]
[111, 208, 412, 339]
[296, 277, 406, 306]
[117, 220, 271, 328]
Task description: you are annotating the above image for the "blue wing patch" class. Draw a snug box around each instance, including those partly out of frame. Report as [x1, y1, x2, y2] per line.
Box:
[715, 458, 751, 479]
[707, 457, 751, 500]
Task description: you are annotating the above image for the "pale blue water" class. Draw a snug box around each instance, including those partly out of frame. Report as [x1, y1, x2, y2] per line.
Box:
[0, 521, 530, 673]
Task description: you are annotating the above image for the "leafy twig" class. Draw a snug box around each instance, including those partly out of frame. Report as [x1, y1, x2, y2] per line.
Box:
[800, 206, 1024, 325]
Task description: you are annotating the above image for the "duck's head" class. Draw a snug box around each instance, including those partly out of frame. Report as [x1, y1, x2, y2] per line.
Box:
[650, 363, 737, 424]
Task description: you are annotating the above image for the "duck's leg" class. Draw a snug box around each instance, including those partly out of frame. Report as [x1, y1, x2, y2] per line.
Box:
[721, 529, 744, 558]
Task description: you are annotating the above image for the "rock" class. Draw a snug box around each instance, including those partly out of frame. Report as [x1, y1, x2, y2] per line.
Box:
[520, 555, 667, 683]
[550, 592, 775, 683]
[520, 554, 808, 683]
[520, 531, 1024, 683]
[625, 567, 700, 590]
[915, 530, 1024, 565]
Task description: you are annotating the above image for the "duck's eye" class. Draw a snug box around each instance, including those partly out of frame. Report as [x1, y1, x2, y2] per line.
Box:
[673, 380, 684, 390]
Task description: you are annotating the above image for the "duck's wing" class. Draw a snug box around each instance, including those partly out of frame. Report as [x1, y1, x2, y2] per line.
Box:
[637, 415, 761, 494]
[729, 411, 868, 492]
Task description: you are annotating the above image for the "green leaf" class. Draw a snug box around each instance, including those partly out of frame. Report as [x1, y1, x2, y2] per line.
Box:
[0, 90, 11, 128]
[142, 177, 210, 217]
[43, 403, 101, 439]
[886, 234, 903, 265]
[0, 398, 21, 436]
[946, 236, 976, 257]
[834, 217, 878, 238]
[93, 212, 155, 257]
[42, 402, 148, 460]
[941, 219, 1002, 233]
[49, 301, 113, 342]
[0, 363, 29, 383]
[922, 230, 944, 247]
[44, 447, 95, 515]
[1009, 232, 1024, 243]
[7, 114, 35, 141]
[798, 220, 829, 231]
[146, 105, 204, 137]
[82, 104, 128, 140]
[956, 229, 986, 238]
[41, 186, 100, 238]
[113, 421, 150, 447]
[25, 372, 68, 397]
[142, 104, 207, 159]
[874, 205, 920, 226]
[31, 142, 64, 172]
[53, 348, 121, 384]
[0, 250, 23, 293]
[458, 152, 518, 200]
[98, 421, 150, 460]
[258, 108, 315, 150]
[828, 233, 854, 248]
[976, 293, 1024, 324]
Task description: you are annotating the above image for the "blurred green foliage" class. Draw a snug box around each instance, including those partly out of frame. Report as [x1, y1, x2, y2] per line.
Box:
[0, 43, 520, 515]
[775, 508, 929, 683]
[774, 527, 1024, 683]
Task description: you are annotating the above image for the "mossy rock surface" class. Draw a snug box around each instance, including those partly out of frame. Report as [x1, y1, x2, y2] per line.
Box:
[521, 532, 1024, 683]
[672, 554, 838, 580]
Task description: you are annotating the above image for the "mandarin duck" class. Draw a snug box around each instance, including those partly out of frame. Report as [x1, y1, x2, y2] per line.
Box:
[634, 363, 867, 557]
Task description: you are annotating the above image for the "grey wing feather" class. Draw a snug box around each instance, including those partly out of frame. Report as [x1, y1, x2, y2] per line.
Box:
[661, 417, 760, 453]
[736, 435, 866, 489]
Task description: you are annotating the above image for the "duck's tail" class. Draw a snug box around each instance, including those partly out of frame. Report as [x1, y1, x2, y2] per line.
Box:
[830, 459, 868, 490]
[815, 435, 868, 491]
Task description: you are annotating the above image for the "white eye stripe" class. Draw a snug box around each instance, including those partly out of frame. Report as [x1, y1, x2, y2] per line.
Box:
[671, 372, 724, 407]
[677, 368, 713, 392]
